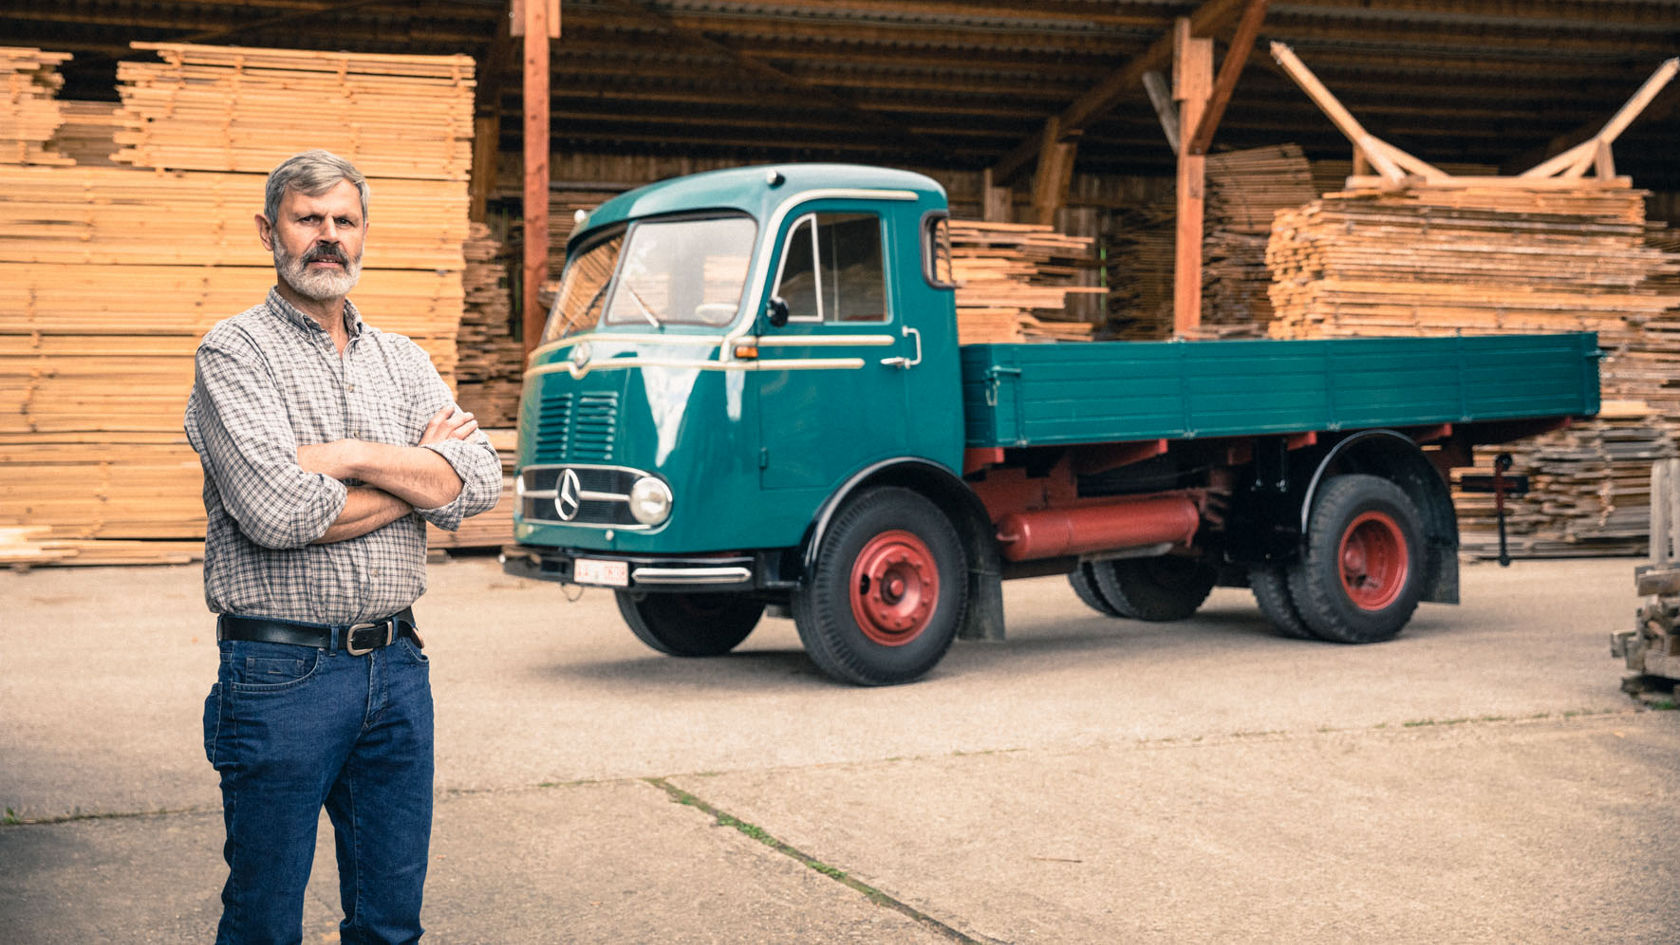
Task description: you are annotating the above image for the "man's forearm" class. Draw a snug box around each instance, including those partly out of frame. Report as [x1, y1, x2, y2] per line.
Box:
[298, 440, 464, 510]
[313, 486, 413, 544]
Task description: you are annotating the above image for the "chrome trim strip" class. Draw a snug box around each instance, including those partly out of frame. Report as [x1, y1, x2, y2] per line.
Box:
[528, 356, 870, 378]
[529, 331, 727, 364]
[631, 566, 754, 586]
[754, 357, 867, 370]
[752, 334, 897, 347]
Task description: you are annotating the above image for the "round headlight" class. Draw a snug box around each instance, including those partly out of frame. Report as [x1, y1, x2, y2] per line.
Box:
[628, 476, 673, 525]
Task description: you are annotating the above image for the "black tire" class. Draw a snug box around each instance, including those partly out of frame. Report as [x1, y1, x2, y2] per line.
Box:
[1090, 555, 1218, 622]
[1286, 474, 1425, 644]
[1068, 562, 1135, 618]
[616, 591, 764, 657]
[793, 487, 968, 686]
[1249, 565, 1316, 639]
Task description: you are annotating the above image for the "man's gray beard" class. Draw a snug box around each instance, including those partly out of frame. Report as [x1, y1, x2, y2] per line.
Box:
[274, 243, 362, 301]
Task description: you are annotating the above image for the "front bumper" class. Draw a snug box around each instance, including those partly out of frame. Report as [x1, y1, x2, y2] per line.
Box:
[499, 544, 799, 592]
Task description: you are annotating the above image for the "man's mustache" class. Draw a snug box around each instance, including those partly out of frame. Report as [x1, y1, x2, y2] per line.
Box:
[303, 244, 349, 266]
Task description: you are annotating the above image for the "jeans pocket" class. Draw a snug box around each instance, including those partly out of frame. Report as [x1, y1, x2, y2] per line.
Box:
[396, 637, 429, 664]
[229, 641, 324, 693]
[202, 683, 221, 765]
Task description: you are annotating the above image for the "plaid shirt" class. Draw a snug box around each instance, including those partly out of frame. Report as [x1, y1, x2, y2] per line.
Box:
[184, 288, 501, 624]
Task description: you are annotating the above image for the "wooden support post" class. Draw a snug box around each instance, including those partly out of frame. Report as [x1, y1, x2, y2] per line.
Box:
[1030, 117, 1077, 227]
[518, 0, 557, 357]
[470, 9, 517, 223]
[1172, 19, 1212, 338]
[980, 168, 1012, 222]
[1184, 0, 1267, 156]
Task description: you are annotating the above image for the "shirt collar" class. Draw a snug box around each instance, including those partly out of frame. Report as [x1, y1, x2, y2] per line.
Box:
[265, 286, 364, 339]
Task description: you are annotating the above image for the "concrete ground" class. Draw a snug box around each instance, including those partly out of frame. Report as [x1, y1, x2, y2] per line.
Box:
[1, 555, 1676, 944]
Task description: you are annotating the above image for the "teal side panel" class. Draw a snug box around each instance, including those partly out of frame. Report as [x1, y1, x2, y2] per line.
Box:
[960, 334, 1600, 448]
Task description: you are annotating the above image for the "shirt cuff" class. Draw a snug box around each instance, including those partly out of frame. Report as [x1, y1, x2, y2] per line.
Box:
[414, 440, 501, 531]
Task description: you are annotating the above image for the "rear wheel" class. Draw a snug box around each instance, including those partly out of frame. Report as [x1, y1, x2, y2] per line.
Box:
[1249, 565, 1316, 639]
[616, 591, 764, 656]
[793, 487, 968, 686]
[1090, 555, 1218, 622]
[1068, 562, 1135, 617]
[1287, 474, 1425, 644]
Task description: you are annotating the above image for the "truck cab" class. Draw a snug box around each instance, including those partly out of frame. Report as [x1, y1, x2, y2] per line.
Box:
[505, 165, 974, 659]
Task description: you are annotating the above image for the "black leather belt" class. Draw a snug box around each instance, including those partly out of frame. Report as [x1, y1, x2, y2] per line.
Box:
[217, 608, 418, 657]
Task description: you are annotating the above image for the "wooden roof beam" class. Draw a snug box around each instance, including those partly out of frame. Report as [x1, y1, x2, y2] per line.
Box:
[1517, 57, 1679, 179]
[989, 0, 1250, 185]
[594, 0, 949, 163]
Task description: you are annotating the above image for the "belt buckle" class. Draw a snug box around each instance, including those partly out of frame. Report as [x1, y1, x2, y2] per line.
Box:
[345, 620, 392, 656]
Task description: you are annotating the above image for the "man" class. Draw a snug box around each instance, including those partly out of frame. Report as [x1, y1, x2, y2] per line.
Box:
[185, 149, 501, 944]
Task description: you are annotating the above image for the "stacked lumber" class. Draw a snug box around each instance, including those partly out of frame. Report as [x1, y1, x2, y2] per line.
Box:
[454, 223, 522, 427]
[113, 44, 475, 179]
[948, 220, 1100, 344]
[1264, 176, 1680, 556]
[1104, 201, 1177, 339]
[1, 48, 73, 166]
[1455, 402, 1676, 558]
[0, 44, 477, 566]
[1105, 145, 1318, 340]
[1193, 145, 1318, 339]
[46, 100, 122, 166]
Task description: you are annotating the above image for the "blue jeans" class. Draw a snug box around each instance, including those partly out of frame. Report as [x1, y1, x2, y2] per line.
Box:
[204, 635, 434, 945]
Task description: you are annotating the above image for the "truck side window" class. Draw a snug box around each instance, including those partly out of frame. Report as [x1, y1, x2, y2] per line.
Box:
[924, 213, 957, 289]
[774, 212, 887, 324]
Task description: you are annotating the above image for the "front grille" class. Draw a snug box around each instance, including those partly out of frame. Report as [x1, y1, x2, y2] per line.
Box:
[519, 463, 647, 528]
[532, 392, 618, 464]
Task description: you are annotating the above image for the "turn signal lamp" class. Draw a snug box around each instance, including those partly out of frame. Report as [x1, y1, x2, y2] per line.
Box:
[733, 344, 759, 359]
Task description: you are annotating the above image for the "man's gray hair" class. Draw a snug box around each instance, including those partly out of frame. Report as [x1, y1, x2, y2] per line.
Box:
[264, 149, 370, 224]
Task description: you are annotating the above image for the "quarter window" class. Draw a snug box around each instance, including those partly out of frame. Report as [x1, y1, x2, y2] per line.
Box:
[773, 212, 888, 323]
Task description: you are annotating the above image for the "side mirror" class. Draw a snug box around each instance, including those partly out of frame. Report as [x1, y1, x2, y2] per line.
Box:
[766, 296, 790, 328]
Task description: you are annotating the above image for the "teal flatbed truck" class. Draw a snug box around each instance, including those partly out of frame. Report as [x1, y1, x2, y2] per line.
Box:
[500, 164, 1600, 685]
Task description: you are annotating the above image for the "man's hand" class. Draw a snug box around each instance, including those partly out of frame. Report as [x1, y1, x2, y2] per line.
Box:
[421, 404, 478, 446]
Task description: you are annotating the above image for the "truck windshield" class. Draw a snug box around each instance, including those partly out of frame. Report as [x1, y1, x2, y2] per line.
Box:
[543, 214, 757, 342]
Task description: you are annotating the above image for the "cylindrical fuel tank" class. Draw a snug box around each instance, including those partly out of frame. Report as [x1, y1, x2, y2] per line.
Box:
[995, 496, 1201, 562]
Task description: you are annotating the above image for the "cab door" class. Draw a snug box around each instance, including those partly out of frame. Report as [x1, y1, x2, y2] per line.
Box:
[754, 203, 912, 492]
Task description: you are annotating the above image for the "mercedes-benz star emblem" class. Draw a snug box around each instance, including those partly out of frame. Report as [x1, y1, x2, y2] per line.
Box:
[557, 468, 583, 521]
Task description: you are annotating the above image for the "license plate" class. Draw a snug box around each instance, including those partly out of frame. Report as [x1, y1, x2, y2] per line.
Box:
[574, 558, 629, 588]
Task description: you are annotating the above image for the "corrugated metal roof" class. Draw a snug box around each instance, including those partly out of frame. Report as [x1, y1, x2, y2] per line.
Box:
[9, 0, 1678, 188]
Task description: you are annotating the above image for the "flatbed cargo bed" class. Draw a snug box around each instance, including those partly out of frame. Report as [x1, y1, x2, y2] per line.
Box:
[959, 333, 1601, 448]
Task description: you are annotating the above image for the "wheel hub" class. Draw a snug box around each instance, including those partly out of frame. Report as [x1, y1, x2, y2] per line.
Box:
[1338, 511, 1408, 611]
[850, 530, 939, 646]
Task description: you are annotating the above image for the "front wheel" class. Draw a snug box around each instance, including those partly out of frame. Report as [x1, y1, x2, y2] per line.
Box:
[616, 591, 764, 656]
[793, 487, 969, 686]
[1286, 474, 1425, 644]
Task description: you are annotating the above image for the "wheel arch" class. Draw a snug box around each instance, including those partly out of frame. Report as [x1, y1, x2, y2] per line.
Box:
[802, 457, 1006, 641]
[1300, 430, 1459, 605]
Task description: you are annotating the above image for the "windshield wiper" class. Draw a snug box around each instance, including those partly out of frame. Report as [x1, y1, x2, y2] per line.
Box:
[624, 284, 660, 328]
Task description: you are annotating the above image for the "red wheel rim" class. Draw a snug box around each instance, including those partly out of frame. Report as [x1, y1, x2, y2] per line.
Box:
[1338, 511, 1408, 611]
[849, 530, 940, 647]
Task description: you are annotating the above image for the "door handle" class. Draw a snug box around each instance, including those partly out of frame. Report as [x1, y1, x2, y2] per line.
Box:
[880, 326, 922, 369]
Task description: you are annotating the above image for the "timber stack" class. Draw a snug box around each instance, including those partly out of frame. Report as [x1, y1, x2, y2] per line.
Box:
[1, 48, 72, 166]
[1266, 178, 1680, 556]
[0, 43, 477, 566]
[455, 222, 521, 428]
[949, 219, 1100, 344]
[1105, 144, 1318, 340]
